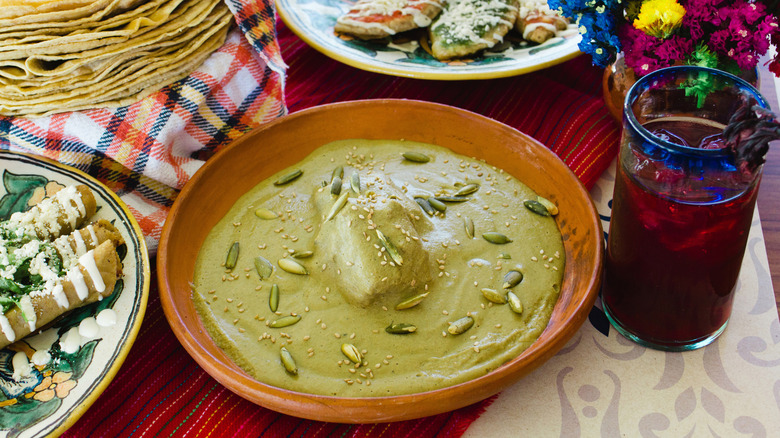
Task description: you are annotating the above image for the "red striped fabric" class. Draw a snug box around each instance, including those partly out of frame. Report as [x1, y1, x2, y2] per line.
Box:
[61, 21, 620, 438]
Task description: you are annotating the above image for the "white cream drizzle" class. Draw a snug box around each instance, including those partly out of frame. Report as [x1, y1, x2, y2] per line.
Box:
[96, 308, 117, 327]
[59, 327, 81, 354]
[78, 317, 99, 339]
[0, 313, 15, 343]
[523, 21, 558, 39]
[68, 265, 89, 301]
[19, 295, 36, 331]
[31, 349, 51, 366]
[51, 283, 70, 309]
[78, 250, 105, 295]
[86, 224, 98, 246]
[73, 230, 87, 255]
[12, 351, 32, 381]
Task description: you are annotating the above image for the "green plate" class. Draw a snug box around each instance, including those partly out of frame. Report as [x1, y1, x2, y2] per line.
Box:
[277, 0, 582, 80]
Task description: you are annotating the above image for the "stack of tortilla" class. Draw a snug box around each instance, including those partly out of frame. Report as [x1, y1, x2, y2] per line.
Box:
[0, 0, 233, 117]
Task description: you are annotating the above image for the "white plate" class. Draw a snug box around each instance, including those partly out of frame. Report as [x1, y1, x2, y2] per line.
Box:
[0, 151, 149, 437]
[277, 0, 583, 80]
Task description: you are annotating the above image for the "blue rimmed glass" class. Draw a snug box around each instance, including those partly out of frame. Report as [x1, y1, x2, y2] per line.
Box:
[602, 66, 769, 351]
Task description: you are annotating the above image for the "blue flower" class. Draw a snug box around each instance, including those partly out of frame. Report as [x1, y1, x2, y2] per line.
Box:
[576, 6, 622, 67]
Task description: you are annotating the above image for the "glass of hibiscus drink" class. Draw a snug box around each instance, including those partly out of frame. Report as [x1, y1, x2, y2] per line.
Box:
[602, 66, 774, 351]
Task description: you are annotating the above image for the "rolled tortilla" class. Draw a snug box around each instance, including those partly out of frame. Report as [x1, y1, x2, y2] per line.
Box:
[53, 219, 124, 269]
[5, 185, 97, 240]
[0, 240, 121, 349]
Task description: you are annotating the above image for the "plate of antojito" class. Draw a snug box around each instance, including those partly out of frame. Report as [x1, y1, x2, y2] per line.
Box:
[0, 151, 150, 437]
[277, 0, 581, 79]
[158, 99, 602, 422]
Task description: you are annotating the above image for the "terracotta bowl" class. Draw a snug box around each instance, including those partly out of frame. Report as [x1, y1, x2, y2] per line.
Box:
[158, 99, 603, 423]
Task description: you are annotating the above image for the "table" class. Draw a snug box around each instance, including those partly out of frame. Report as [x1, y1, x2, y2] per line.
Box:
[5, 17, 778, 438]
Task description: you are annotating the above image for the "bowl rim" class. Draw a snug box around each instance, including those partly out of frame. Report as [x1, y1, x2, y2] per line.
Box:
[158, 98, 603, 421]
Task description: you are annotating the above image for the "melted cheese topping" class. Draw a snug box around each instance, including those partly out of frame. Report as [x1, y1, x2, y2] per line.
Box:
[338, 0, 440, 33]
[432, 0, 516, 45]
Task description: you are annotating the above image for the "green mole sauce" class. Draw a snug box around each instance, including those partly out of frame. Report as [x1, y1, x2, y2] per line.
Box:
[192, 139, 564, 397]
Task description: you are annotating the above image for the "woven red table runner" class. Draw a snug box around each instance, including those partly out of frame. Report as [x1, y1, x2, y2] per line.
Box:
[62, 22, 619, 438]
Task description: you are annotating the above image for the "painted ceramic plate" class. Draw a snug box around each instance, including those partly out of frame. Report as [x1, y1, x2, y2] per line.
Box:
[277, 0, 582, 80]
[0, 152, 150, 437]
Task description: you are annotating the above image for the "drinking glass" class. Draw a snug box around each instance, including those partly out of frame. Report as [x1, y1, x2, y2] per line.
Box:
[602, 66, 770, 351]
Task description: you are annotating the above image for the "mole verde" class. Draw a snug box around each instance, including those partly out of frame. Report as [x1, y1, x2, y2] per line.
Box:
[192, 139, 564, 397]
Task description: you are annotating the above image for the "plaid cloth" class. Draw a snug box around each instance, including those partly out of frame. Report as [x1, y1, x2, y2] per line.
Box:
[0, 0, 286, 253]
[1, 1, 622, 436]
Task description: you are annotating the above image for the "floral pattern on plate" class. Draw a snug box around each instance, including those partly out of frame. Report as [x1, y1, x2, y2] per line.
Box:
[277, 0, 583, 79]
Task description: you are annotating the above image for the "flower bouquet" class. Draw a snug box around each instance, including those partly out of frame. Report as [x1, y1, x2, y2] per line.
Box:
[548, 0, 780, 78]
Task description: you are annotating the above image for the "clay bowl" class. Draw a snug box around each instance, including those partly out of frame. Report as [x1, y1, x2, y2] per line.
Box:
[158, 99, 603, 423]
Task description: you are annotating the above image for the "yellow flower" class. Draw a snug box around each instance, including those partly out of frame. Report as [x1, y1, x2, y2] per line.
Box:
[26, 371, 76, 402]
[633, 0, 686, 39]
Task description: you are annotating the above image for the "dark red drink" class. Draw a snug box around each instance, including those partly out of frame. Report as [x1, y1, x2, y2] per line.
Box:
[602, 117, 761, 350]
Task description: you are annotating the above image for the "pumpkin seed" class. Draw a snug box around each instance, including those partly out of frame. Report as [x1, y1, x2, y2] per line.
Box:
[331, 176, 342, 196]
[332, 165, 344, 181]
[269, 284, 279, 312]
[481, 288, 507, 304]
[280, 347, 298, 375]
[376, 229, 403, 266]
[270, 314, 301, 328]
[325, 192, 349, 221]
[350, 172, 360, 193]
[524, 199, 550, 216]
[447, 316, 474, 335]
[455, 183, 480, 196]
[402, 151, 430, 163]
[225, 242, 239, 270]
[482, 232, 512, 244]
[497, 253, 512, 259]
[278, 258, 308, 275]
[254, 208, 277, 220]
[502, 270, 524, 289]
[464, 217, 475, 239]
[428, 197, 447, 212]
[385, 322, 417, 334]
[274, 169, 303, 186]
[434, 196, 470, 203]
[254, 256, 274, 280]
[291, 250, 313, 259]
[341, 343, 362, 364]
[395, 291, 429, 310]
[507, 291, 523, 314]
[536, 196, 559, 215]
[415, 197, 435, 216]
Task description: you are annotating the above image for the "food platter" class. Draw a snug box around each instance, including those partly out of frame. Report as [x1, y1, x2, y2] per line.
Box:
[158, 99, 603, 422]
[0, 152, 150, 437]
[276, 0, 582, 80]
